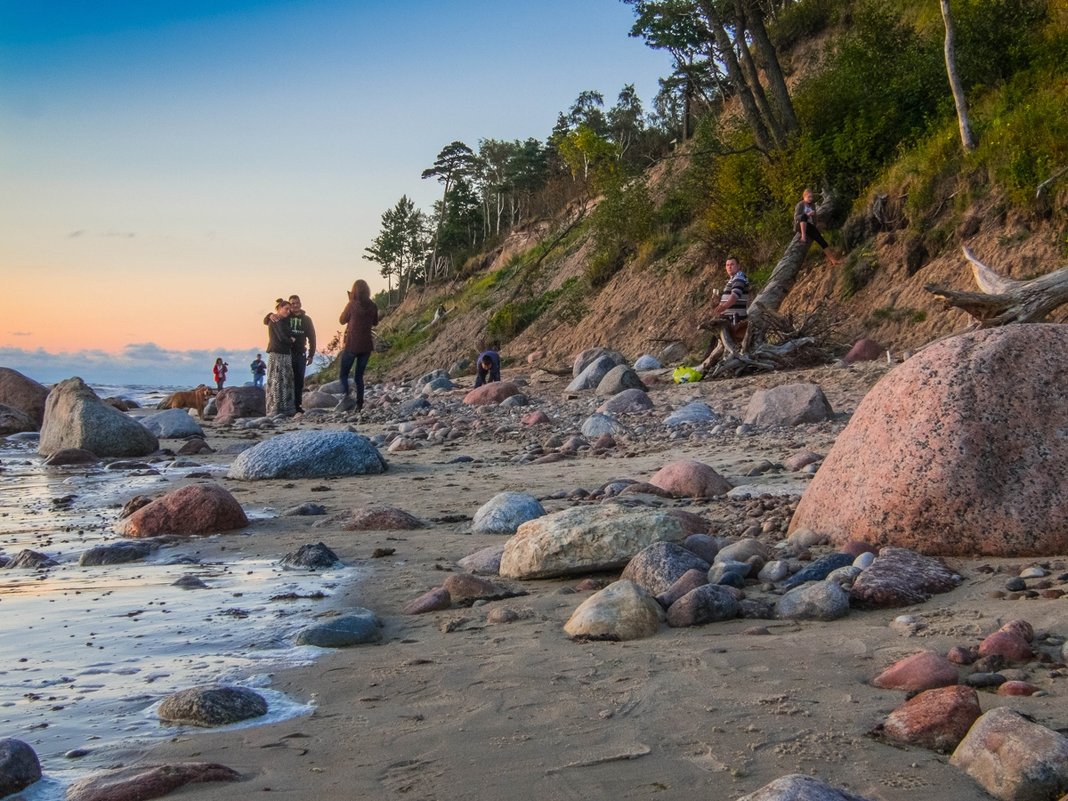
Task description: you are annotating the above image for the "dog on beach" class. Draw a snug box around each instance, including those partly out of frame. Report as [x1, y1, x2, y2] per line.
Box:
[158, 384, 214, 418]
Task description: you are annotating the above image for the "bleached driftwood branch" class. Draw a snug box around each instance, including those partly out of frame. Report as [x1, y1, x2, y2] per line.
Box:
[925, 246, 1068, 326]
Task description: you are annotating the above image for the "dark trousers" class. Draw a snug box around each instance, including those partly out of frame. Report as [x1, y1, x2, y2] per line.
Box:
[291, 350, 307, 408]
[799, 222, 829, 250]
[339, 351, 370, 407]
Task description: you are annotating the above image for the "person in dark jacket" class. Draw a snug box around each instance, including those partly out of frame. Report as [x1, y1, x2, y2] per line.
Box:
[263, 294, 316, 413]
[793, 188, 838, 264]
[474, 350, 500, 387]
[336, 279, 379, 412]
[266, 299, 296, 416]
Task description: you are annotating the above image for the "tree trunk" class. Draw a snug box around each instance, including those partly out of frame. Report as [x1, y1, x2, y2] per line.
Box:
[699, 1, 773, 152]
[732, 9, 785, 148]
[926, 246, 1068, 325]
[939, 0, 977, 152]
[697, 198, 837, 378]
[743, 0, 799, 135]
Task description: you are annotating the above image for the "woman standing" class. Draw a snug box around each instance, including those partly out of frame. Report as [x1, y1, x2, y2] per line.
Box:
[336, 279, 379, 412]
[212, 357, 228, 390]
[266, 299, 296, 416]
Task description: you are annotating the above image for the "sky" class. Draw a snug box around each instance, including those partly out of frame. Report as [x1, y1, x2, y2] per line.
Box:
[0, 0, 673, 388]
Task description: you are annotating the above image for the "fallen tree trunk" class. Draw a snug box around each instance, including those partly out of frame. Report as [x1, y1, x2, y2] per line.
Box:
[926, 246, 1068, 326]
[697, 219, 836, 378]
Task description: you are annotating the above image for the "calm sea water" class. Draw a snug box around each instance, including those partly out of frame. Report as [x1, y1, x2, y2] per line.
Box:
[0, 382, 348, 798]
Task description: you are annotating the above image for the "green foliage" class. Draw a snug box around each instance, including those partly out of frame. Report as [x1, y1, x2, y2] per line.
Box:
[485, 287, 564, 344]
[769, 0, 838, 51]
[554, 277, 589, 324]
[867, 307, 926, 326]
[585, 179, 655, 287]
[838, 251, 879, 299]
[973, 78, 1068, 204]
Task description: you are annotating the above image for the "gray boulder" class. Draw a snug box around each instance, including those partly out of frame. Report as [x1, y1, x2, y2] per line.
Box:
[735, 774, 875, 801]
[563, 579, 663, 641]
[294, 608, 383, 647]
[598, 388, 654, 415]
[472, 492, 545, 535]
[0, 367, 49, 428]
[776, 581, 851, 621]
[572, 347, 626, 377]
[80, 541, 154, 566]
[633, 354, 661, 370]
[500, 505, 689, 579]
[38, 377, 158, 458]
[0, 738, 41, 798]
[279, 542, 340, 570]
[663, 401, 720, 427]
[744, 383, 834, 427]
[568, 354, 624, 392]
[595, 365, 645, 396]
[140, 408, 205, 439]
[580, 412, 628, 439]
[157, 685, 268, 727]
[227, 431, 387, 480]
[666, 583, 739, 627]
[621, 542, 711, 596]
[0, 403, 37, 436]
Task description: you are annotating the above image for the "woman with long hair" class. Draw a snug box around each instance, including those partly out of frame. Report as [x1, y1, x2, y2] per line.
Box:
[266, 299, 296, 416]
[336, 279, 379, 412]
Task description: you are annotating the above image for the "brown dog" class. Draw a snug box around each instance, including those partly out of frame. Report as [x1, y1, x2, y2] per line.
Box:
[158, 384, 214, 419]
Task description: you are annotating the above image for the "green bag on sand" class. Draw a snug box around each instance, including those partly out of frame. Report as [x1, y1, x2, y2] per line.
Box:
[673, 366, 703, 384]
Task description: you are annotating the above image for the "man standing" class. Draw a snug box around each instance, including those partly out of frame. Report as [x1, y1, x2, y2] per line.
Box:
[264, 295, 316, 413]
[285, 295, 316, 413]
[250, 354, 267, 388]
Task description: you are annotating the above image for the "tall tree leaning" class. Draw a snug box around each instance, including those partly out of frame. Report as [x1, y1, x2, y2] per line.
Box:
[939, 0, 977, 152]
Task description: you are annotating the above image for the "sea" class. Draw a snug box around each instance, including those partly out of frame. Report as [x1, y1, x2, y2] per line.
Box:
[0, 383, 348, 798]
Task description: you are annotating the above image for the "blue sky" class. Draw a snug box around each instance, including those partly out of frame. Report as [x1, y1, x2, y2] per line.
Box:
[0, 0, 673, 388]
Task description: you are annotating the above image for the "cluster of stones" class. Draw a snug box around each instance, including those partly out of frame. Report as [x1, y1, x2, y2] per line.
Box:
[870, 617, 1068, 799]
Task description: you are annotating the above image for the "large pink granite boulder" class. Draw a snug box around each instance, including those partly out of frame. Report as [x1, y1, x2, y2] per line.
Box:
[790, 325, 1068, 556]
[122, 483, 248, 538]
[876, 685, 981, 753]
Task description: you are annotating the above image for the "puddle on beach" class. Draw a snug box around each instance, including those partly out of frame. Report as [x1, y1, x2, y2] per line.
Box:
[0, 436, 350, 793]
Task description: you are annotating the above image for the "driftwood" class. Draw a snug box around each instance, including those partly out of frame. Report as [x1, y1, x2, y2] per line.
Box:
[925, 246, 1068, 326]
[698, 226, 834, 378]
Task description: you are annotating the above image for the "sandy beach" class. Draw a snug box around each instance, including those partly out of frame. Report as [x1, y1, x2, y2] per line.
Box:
[5, 360, 1067, 801]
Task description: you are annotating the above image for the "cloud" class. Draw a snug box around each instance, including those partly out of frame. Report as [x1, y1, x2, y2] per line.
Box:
[0, 343, 265, 389]
[9, 331, 32, 337]
[67, 229, 86, 238]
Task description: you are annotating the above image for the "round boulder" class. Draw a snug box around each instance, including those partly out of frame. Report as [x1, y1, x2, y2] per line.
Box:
[472, 492, 545, 534]
[790, 325, 1068, 556]
[38, 377, 159, 458]
[157, 685, 267, 727]
[0, 368, 49, 428]
[227, 430, 387, 480]
[0, 738, 41, 798]
[649, 459, 732, 498]
[122, 483, 249, 538]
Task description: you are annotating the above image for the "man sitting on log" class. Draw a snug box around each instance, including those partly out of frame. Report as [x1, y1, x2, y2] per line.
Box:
[697, 256, 750, 374]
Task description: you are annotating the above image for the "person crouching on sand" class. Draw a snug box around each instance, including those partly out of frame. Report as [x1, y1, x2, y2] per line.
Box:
[266, 299, 296, 416]
[336, 279, 379, 412]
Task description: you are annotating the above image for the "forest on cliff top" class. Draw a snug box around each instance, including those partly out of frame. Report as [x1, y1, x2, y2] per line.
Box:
[318, 0, 1067, 380]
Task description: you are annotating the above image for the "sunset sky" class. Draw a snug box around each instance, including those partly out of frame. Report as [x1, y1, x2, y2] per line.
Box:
[0, 0, 672, 387]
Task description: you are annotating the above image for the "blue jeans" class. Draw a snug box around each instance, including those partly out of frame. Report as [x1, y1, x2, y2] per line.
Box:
[339, 351, 370, 407]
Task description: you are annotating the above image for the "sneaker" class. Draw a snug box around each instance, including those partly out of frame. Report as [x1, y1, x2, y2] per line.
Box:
[334, 396, 356, 412]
